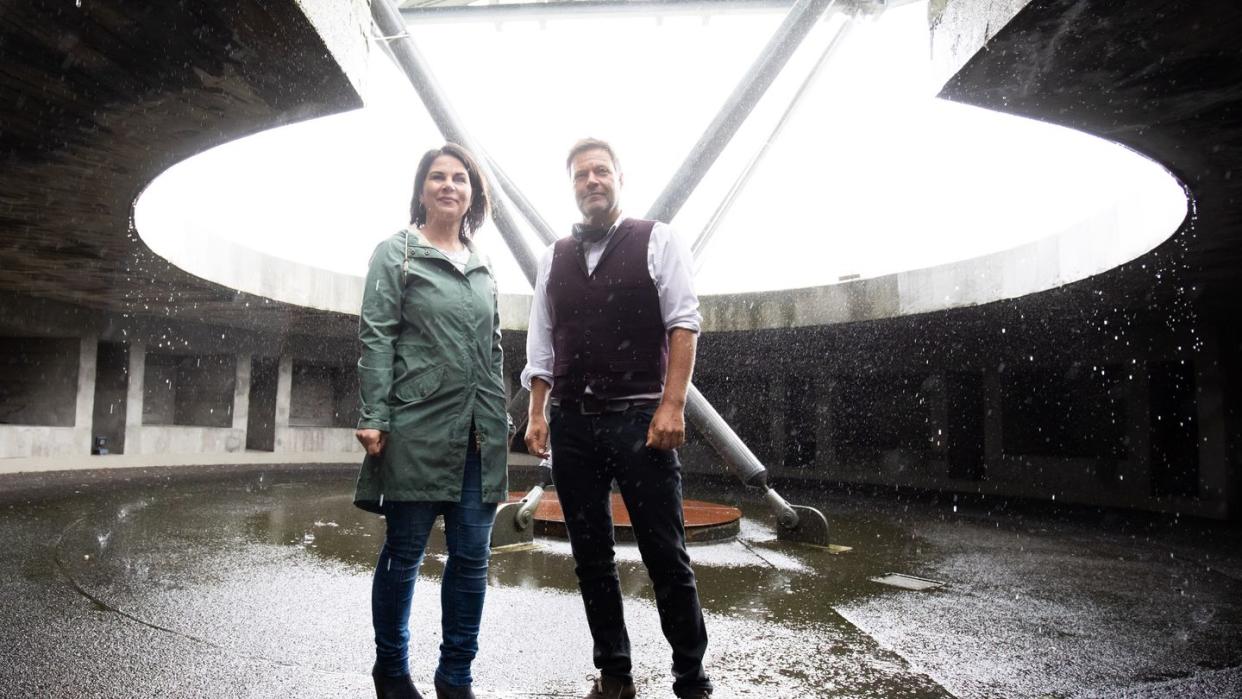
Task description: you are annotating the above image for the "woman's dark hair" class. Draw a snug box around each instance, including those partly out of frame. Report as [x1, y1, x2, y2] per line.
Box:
[410, 143, 490, 240]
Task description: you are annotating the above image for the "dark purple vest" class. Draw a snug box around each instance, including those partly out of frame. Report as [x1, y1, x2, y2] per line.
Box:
[548, 218, 668, 400]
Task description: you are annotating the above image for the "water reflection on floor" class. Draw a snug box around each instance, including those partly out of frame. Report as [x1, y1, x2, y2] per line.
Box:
[10, 465, 1241, 697]
[46, 470, 946, 697]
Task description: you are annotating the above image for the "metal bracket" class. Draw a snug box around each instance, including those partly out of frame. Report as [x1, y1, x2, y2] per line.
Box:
[765, 487, 831, 546]
[778, 504, 832, 547]
[490, 484, 547, 549]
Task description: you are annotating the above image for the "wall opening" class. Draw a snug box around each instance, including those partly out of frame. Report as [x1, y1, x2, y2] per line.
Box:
[289, 361, 358, 428]
[91, 342, 128, 454]
[247, 356, 278, 451]
[143, 353, 236, 427]
[0, 337, 80, 427]
[946, 372, 985, 481]
[1001, 366, 1128, 459]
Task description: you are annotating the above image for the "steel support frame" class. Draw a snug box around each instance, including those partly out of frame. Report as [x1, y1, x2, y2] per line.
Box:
[373, 0, 837, 545]
[372, 0, 541, 283]
[691, 15, 855, 258]
[645, 0, 837, 224]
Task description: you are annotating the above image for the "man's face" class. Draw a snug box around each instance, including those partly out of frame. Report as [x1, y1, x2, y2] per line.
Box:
[571, 148, 623, 224]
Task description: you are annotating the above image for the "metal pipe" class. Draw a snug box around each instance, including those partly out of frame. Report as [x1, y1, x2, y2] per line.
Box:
[645, 0, 837, 224]
[484, 154, 558, 246]
[376, 0, 833, 545]
[515, 484, 545, 530]
[372, 0, 540, 284]
[634, 0, 836, 542]
[692, 15, 854, 259]
[685, 384, 767, 485]
[763, 488, 800, 529]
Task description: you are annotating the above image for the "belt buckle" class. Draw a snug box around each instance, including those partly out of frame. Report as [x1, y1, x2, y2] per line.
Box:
[579, 395, 606, 415]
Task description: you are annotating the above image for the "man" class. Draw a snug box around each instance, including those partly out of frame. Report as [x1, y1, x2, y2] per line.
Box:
[523, 138, 712, 699]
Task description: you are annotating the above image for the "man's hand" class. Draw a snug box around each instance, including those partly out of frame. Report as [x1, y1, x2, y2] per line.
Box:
[525, 415, 550, 458]
[355, 428, 388, 457]
[646, 402, 686, 450]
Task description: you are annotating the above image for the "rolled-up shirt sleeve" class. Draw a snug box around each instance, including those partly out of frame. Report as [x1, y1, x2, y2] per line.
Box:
[649, 222, 702, 333]
[520, 243, 557, 390]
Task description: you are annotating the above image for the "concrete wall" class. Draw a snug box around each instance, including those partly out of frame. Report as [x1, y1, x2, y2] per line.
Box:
[125, 426, 247, 455]
[680, 334, 1231, 519]
[274, 426, 361, 454]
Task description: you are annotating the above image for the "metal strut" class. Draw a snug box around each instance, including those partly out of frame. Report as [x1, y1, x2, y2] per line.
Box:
[372, 0, 835, 546]
[645, 0, 837, 546]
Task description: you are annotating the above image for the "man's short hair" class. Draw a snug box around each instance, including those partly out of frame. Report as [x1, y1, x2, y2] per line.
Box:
[565, 138, 621, 174]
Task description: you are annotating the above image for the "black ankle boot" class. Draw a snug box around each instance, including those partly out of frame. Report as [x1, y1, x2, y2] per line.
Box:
[372, 666, 424, 699]
[434, 676, 476, 699]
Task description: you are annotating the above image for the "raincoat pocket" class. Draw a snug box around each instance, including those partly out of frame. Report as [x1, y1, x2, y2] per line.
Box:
[392, 365, 445, 404]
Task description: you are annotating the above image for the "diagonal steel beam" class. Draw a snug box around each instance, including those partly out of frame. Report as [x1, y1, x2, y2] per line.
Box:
[374, 0, 835, 545]
[641, 0, 838, 545]
[372, 0, 540, 285]
[692, 15, 855, 261]
[645, 0, 837, 224]
[483, 154, 558, 246]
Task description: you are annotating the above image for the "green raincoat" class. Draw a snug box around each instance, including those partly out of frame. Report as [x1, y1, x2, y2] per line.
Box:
[353, 228, 509, 512]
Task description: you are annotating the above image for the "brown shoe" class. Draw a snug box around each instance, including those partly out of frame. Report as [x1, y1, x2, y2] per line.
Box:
[584, 674, 637, 699]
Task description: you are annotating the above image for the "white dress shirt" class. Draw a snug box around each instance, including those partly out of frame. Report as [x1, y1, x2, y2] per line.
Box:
[521, 215, 701, 396]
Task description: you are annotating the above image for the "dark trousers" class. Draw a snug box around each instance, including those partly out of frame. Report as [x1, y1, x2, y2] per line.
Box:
[550, 403, 712, 698]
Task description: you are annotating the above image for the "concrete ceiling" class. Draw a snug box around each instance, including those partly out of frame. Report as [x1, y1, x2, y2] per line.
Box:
[939, 0, 1242, 301]
[0, 0, 364, 340]
[1, 0, 1239, 348]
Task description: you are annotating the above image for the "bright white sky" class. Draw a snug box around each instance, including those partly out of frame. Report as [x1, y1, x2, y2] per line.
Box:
[136, 1, 1185, 296]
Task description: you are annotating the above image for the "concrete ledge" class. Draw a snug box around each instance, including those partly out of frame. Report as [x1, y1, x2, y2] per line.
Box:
[0, 450, 543, 476]
[0, 426, 90, 459]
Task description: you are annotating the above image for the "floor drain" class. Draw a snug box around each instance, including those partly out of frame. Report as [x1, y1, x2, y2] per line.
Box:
[870, 573, 945, 591]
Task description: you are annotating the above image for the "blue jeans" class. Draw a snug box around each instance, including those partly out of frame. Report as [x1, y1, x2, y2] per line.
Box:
[371, 442, 497, 687]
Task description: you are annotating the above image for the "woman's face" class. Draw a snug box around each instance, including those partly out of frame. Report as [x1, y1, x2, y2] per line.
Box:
[420, 154, 472, 226]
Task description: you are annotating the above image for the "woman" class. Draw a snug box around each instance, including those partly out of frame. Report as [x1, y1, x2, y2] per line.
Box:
[354, 143, 509, 699]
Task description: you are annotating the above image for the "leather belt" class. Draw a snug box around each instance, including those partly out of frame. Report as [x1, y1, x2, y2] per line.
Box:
[552, 396, 658, 415]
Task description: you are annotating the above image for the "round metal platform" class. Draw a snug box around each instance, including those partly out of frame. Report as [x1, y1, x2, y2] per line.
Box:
[506, 491, 742, 543]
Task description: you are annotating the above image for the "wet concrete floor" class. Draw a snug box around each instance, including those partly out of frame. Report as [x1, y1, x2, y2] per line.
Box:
[1, 464, 1239, 698]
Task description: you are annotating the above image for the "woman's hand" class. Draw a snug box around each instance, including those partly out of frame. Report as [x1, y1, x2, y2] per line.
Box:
[356, 429, 388, 457]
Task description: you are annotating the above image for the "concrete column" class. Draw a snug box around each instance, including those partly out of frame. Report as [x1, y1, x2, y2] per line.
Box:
[75, 335, 98, 454]
[232, 353, 252, 432]
[124, 341, 146, 453]
[274, 355, 293, 451]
